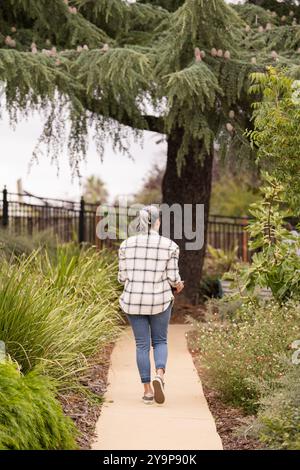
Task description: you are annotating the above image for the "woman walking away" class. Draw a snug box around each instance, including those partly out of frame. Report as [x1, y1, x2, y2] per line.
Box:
[117, 205, 184, 405]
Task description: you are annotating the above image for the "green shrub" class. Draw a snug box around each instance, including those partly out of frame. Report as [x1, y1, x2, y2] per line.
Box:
[0, 361, 77, 450]
[190, 301, 300, 414]
[199, 275, 223, 300]
[200, 245, 239, 299]
[255, 360, 300, 450]
[0, 245, 122, 390]
[0, 228, 58, 259]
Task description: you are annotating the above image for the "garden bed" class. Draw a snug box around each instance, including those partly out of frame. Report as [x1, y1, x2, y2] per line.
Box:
[0, 243, 122, 449]
[59, 342, 116, 449]
[187, 329, 262, 450]
[171, 299, 263, 449]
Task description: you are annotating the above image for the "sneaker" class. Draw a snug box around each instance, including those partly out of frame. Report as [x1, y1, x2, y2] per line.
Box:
[152, 375, 165, 404]
[142, 394, 154, 405]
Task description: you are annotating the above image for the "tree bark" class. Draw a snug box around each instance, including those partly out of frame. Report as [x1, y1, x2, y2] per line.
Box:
[162, 129, 213, 304]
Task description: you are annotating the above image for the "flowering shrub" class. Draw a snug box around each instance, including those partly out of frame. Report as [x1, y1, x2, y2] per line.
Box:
[190, 300, 300, 414]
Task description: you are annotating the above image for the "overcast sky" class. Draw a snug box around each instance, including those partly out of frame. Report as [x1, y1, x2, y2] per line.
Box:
[0, 0, 241, 203]
[0, 114, 165, 202]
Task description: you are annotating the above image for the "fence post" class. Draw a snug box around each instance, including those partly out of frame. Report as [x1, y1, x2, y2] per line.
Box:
[2, 187, 8, 227]
[79, 196, 85, 244]
[242, 216, 248, 262]
[95, 209, 102, 251]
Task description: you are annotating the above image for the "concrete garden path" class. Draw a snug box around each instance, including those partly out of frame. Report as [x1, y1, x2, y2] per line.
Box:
[92, 325, 223, 450]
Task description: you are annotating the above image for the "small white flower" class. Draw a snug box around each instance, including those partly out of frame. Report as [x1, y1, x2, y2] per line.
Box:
[226, 122, 234, 133]
[291, 81, 300, 105]
[291, 80, 300, 90]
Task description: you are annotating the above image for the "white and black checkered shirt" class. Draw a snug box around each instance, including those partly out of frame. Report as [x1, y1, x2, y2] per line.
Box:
[118, 229, 181, 315]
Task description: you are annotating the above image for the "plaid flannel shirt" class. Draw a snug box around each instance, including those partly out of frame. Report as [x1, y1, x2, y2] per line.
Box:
[118, 229, 181, 315]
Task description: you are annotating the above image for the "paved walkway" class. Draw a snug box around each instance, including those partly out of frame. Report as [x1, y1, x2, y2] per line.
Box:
[92, 325, 223, 450]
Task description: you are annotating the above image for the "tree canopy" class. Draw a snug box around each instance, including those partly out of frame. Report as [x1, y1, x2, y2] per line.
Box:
[1, 0, 300, 173]
[2, 0, 300, 302]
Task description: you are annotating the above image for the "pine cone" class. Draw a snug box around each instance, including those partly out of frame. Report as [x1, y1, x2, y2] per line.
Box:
[226, 122, 234, 133]
[194, 47, 202, 62]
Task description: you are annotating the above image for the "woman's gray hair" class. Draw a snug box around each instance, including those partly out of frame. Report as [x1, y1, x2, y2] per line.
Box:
[136, 205, 160, 234]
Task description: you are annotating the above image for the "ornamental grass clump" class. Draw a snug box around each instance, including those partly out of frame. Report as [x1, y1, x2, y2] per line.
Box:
[0, 244, 122, 390]
[0, 361, 77, 450]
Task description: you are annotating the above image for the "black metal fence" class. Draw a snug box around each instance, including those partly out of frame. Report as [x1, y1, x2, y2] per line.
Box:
[0, 189, 98, 244]
[0, 189, 251, 261]
[208, 214, 250, 261]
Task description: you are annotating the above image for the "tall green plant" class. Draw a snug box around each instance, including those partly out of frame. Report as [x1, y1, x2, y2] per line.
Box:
[248, 67, 300, 210]
[225, 174, 300, 303]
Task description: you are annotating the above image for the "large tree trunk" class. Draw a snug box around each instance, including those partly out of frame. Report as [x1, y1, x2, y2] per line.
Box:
[162, 129, 213, 304]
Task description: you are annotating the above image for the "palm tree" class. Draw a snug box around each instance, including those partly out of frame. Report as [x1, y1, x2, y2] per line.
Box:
[83, 176, 108, 204]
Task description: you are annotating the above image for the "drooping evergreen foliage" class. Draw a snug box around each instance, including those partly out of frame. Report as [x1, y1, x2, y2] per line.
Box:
[1, 0, 300, 172]
[138, 0, 185, 12]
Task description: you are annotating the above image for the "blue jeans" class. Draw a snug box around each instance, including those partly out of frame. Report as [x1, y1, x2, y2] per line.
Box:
[126, 301, 173, 384]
